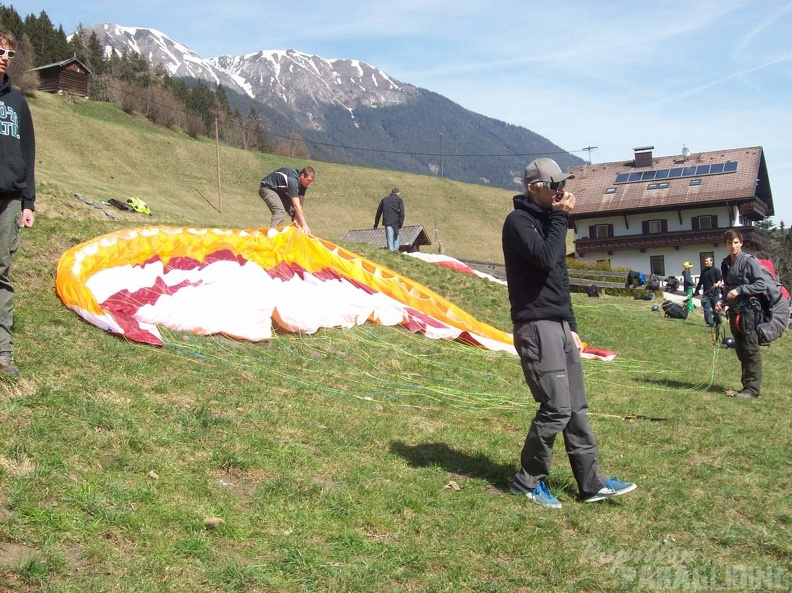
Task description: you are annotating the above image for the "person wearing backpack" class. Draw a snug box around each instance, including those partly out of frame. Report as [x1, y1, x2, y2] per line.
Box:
[714, 230, 766, 399]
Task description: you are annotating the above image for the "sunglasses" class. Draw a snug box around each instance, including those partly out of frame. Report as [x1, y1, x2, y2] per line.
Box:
[549, 179, 566, 192]
[0, 49, 16, 58]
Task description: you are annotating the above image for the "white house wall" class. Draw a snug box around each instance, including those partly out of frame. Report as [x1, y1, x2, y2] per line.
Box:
[574, 205, 739, 279]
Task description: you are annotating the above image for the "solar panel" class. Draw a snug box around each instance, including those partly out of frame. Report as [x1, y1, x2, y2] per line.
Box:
[613, 161, 739, 184]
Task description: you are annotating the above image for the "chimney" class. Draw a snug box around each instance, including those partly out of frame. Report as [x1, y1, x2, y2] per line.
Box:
[633, 146, 654, 168]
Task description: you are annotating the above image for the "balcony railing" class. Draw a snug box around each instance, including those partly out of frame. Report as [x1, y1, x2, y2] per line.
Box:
[575, 227, 769, 255]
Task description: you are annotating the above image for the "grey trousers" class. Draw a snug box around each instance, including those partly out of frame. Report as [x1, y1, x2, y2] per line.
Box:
[730, 307, 762, 396]
[513, 319, 608, 496]
[0, 199, 21, 352]
[259, 186, 293, 227]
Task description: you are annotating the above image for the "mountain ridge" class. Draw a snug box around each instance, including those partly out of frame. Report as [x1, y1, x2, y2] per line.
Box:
[78, 24, 584, 188]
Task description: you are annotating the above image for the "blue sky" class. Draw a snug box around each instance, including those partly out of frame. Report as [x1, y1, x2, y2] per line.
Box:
[17, 0, 792, 223]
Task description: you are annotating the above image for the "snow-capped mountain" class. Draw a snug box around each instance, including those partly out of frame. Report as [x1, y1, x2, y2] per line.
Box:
[76, 24, 582, 188]
[210, 50, 419, 130]
[81, 24, 253, 97]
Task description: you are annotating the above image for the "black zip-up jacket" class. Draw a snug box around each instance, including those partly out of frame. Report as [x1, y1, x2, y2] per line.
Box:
[373, 193, 404, 229]
[0, 74, 36, 211]
[502, 194, 577, 332]
[695, 265, 722, 294]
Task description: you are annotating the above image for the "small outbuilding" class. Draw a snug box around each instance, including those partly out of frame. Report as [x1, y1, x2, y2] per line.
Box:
[30, 56, 91, 98]
[340, 224, 432, 253]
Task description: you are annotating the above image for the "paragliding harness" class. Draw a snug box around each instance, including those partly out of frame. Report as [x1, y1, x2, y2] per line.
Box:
[661, 299, 688, 319]
[730, 256, 790, 345]
[646, 274, 661, 291]
[127, 197, 152, 215]
[107, 198, 134, 212]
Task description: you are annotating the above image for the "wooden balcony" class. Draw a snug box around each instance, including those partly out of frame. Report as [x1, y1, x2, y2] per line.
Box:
[575, 227, 769, 255]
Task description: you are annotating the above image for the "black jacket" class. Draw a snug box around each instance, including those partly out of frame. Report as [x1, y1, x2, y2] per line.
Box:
[682, 269, 694, 290]
[374, 192, 404, 229]
[695, 265, 722, 294]
[0, 74, 36, 210]
[502, 194, 577, 332]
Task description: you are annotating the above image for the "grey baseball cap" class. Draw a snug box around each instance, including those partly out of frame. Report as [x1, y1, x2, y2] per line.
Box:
[523, 158, 575, 186]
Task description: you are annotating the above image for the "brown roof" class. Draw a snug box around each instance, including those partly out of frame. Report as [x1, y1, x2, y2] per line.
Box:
[30, 56, 92, 75]
[340, 224, 432, 251]
[565, 146, 773, 219]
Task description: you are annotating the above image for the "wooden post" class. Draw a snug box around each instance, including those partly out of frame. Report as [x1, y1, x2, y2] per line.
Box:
[215, 116, 222, 213]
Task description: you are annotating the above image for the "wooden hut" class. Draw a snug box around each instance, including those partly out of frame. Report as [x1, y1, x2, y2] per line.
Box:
[340, 224, 432, 253]
[30, 56, 91, 98]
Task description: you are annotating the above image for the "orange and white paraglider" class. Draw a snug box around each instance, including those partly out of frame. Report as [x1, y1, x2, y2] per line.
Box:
[56, 225, 516, 353]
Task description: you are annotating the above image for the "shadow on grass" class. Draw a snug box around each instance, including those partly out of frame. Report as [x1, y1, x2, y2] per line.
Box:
[389, 440, 514, 492]
[640, 377, 731, 394]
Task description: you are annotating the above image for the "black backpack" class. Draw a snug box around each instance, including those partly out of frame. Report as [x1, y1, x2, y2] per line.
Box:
[662, 299, 688, 319]
[586, 284, 600, 298]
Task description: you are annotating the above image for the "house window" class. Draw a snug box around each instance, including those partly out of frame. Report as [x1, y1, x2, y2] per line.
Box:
[588, 224, 614, 239]
[658, 182, 670, 188]
[648, 219, 663, 234]
[689, 179, 702, 186]
[693, 215, 718, 231]
[650, 255, 665, 277]
[647, 183, 658, 190]
[605, 187, 616, 194]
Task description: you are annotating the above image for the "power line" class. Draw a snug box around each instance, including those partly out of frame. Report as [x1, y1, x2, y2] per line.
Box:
[98, 79, 588, 160]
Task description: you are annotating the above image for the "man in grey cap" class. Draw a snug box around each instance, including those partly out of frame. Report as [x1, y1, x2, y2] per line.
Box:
[502, 157, 637, 508]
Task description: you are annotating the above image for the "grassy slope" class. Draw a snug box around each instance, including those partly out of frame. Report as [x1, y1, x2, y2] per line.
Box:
[0, 93, 789, 592]
[32, 93, 513, 263]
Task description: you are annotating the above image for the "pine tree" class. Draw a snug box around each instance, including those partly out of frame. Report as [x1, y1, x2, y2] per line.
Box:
[23, 11, 68, 65]
[86, 31, 105, 75]
[0, 5, 24, 38]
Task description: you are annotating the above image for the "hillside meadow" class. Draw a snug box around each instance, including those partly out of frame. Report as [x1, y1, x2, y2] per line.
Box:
[31, 92, 516, 263]
[0, 92, 788, 592]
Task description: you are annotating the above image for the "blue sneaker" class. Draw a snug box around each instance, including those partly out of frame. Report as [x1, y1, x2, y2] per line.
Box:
[510, 479, 562, 509]
[582, 478, 637, 503]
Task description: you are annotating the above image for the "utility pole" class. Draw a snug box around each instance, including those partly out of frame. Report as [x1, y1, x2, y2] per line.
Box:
[439, 133, 444, 178]
[582, 145, 598, 165]
[215, 116, 222, 213]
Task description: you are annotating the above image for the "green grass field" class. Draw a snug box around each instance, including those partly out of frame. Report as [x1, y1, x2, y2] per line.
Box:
[0, 93, 789, 592]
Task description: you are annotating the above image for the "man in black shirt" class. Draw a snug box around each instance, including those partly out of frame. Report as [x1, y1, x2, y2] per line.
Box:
[694, 256, 723, 326]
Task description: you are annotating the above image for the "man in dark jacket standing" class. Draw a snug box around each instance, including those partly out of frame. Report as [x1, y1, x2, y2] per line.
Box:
[502, 158, 636, 508]
[0, 30, 35, 376]
[373, 188, 404, 251]
[694, 256, 723, 326]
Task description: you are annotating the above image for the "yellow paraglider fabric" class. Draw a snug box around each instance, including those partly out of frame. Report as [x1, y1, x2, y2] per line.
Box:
[56, 225, 515, 353]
